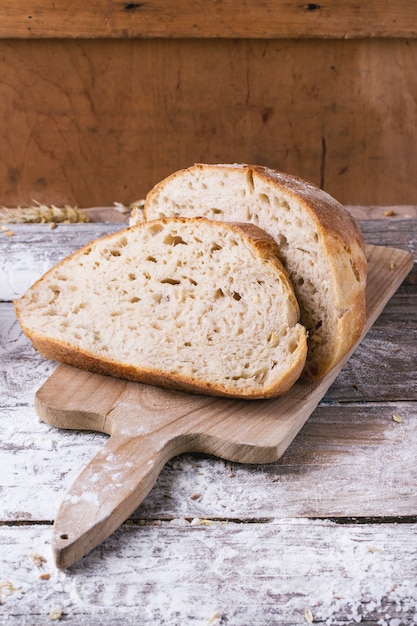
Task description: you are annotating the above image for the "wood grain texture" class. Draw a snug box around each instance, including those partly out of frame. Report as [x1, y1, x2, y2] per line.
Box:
[0, 0, 416, 39]
[1, 38, 417, 207]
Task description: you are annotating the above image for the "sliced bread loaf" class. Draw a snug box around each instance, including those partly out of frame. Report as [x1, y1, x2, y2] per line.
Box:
[14, 217, 307, 399]
[131, 164, 367, 379]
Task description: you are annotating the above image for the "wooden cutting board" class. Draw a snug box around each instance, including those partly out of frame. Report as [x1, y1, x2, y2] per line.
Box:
[35, 244, 413, 569]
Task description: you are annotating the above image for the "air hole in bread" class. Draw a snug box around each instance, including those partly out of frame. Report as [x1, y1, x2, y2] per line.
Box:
[259, 193, 270, 205]
[267, 331, 279, 347]
[232, 291, 241, 301]
[160, 278, 181, 285]
[72, 303, 87, 314]
[288, 339, 299, 353]
[248, 212, 259, 224]
[214, 288, 225, 299]
[246, 168, 254, 191]
[130, 297, 140, 303]
[163, 233, 187, 246]
[128, 273, 136, 280]
[255, 369, 267, 382]
[149, 223, 165, 236]
[109, 249, 122, 257]
[276, 234, 289, 250]
[146, 256, 157, 263]
[48, 288, 60, 304]
[274, 198, 290, 212]
[211, 242, 222, 251]
[212, 208, 223, 215]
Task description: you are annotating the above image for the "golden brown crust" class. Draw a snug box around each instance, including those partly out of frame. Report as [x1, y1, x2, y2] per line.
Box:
[19, 331, 306, 400]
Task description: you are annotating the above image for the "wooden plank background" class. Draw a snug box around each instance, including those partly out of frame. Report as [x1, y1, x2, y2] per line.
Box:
[0, 1, 416, 208]
[0, 0, 415, 39]
[2, 37, 417, 208]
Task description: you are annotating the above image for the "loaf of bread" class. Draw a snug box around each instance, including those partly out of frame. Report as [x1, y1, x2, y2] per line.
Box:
[14, 217, 308, 399]
[131, 164, 367, 379]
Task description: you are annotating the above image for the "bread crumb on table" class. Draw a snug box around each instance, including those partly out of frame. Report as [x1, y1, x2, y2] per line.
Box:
[392, 413, 404, 423]
[0, 581, 22, 604]
[32, 552, 47, 567]
[48, 606, 63, 621]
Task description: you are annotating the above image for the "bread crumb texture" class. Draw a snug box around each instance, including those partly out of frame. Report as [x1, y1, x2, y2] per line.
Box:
[135, 164, 367, 378]
[15, 217, 307, 399]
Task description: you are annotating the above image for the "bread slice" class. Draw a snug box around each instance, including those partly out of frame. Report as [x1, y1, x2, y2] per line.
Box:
[131, 164, 367, 379]
[14, 217, 307, 399]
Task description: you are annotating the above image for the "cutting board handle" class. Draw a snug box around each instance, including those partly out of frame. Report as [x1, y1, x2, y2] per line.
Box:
[52, 429, 178, 569]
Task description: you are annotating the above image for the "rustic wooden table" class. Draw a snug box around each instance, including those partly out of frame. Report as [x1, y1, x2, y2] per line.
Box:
[1, 216, 416, 625]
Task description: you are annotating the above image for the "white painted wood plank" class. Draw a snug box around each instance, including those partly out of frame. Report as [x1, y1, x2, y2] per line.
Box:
[1, 521, 416, 625]
[1, 309, 55, 407]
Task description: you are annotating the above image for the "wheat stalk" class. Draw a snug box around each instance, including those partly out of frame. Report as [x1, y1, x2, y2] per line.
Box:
[0, 202, 89, 224]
